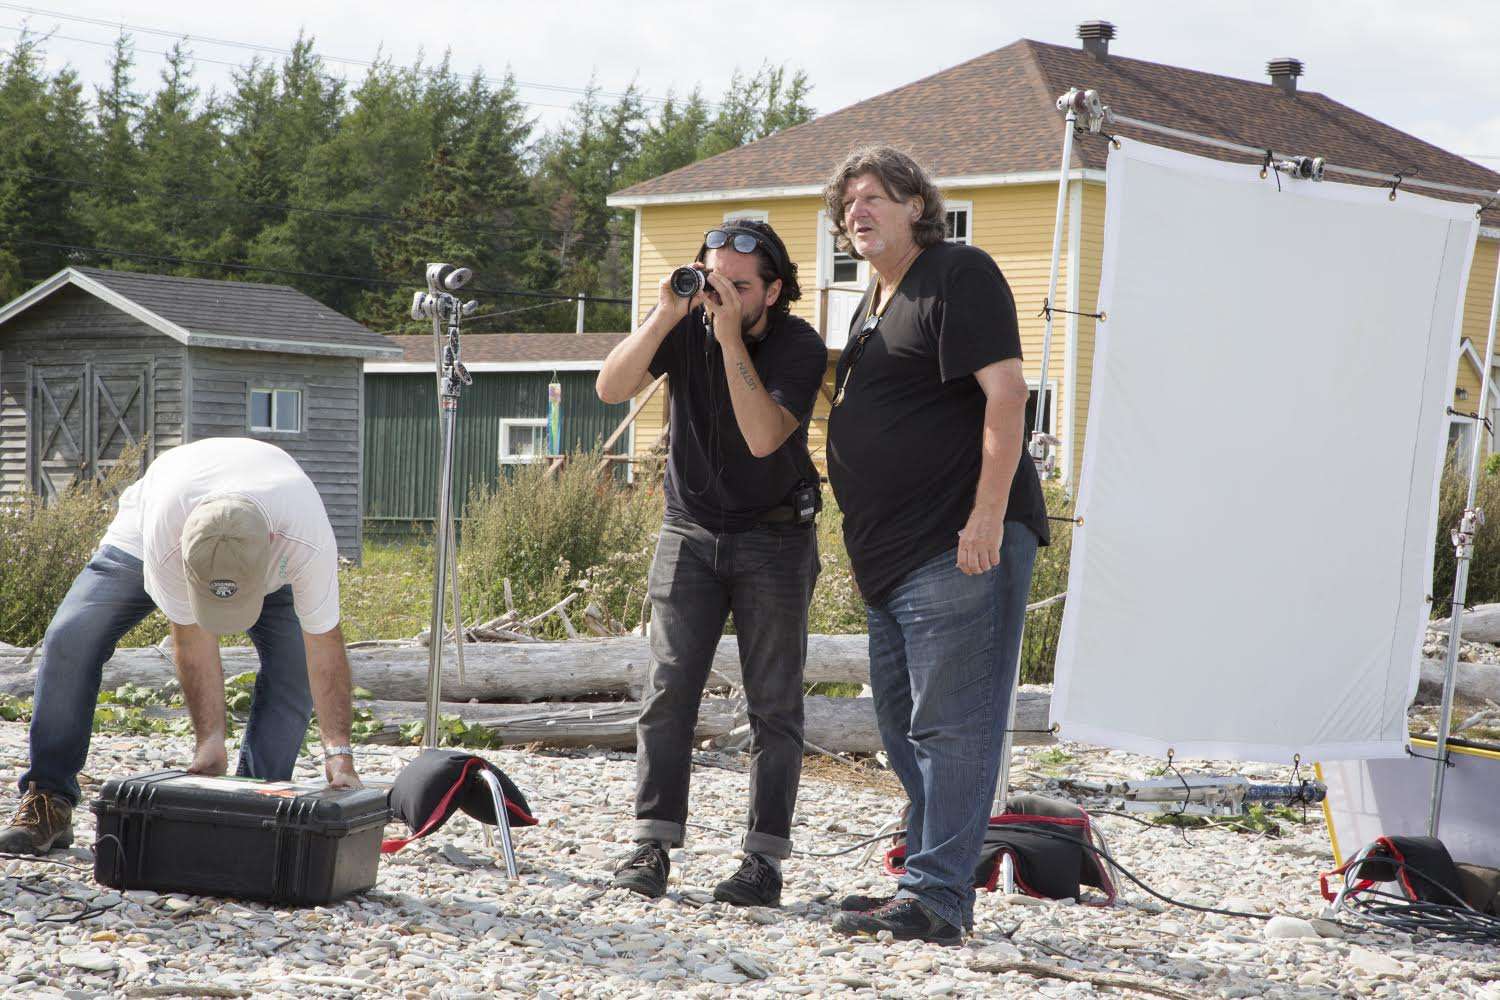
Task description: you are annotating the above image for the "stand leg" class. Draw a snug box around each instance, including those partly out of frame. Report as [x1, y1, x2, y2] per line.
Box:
[424, 404, 458, 747]
[993, 620, 1031, 812]
[477, 769, 520, 880]
[449, 517, 466, 686]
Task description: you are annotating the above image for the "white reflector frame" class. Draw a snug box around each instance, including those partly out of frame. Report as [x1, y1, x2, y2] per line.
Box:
[1051, 138, 1479, 762]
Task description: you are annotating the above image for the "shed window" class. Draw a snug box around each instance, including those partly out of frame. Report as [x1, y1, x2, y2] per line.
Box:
[500, 418, 549, 464]
[249, 388, 301, 432]
[945, 203, 972, 244]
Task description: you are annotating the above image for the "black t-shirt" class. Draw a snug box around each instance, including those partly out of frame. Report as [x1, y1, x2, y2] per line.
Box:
[827, 241, 1050, 604]
[649, 309, 827, 532]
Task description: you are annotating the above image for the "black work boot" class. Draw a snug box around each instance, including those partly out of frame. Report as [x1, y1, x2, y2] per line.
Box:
[0, 783, 75, 855]
[612, 842, 670, 899]
[838, 891, 898, 912]
[713, 853, 782, 907]
[831, 897, 963, 946]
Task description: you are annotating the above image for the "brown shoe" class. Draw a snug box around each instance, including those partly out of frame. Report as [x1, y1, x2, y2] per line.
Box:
[0, 782, 74, 855]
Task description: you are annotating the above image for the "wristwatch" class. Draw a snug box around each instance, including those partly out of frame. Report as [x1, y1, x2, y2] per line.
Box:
[324, 745, 355, 761]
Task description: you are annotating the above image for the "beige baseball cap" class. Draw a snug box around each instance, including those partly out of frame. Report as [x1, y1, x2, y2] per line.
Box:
[181, 496, 272, 635]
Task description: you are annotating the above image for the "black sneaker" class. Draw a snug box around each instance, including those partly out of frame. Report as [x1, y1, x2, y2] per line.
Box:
[713, 853, 782, 907]
[612, 842, 669, 899]
[0, 783, 74, 856]
[838, 891, 897, 912]
[831, 898, 963, 946]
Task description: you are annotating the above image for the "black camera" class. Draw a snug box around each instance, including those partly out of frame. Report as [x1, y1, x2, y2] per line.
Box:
[669, 265, 709, 299]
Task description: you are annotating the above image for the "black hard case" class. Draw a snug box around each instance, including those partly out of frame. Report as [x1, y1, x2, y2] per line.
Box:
[92, 770, 390, 904]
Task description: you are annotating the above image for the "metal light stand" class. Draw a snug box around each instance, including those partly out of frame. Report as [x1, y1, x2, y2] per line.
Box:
[429, 311, 468, 690]
[1430, 221, 1500, 836]
[413, 263, 478, 747]
[1007, 88, 1500, 843]
[995, 90, 1112, 816]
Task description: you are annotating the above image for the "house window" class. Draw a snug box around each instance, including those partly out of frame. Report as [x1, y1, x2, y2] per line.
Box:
[1025, 385, 1055, 439]
[832, 247, 860, 283]
[724, 209, 769, 223]
[500, 418, 549, 464]
[1449, 415, 1476, 460]
[945, 202, 973, 244]
[249, 388, 301, 433]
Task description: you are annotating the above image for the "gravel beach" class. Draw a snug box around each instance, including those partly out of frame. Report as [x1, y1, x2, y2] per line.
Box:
[2, 718, 1497, 999]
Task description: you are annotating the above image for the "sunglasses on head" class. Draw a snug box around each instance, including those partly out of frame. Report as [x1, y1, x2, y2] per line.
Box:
[703, 227, 787, 273]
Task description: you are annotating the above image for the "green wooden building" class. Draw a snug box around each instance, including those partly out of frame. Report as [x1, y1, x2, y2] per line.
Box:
[362, 333, 632, 527]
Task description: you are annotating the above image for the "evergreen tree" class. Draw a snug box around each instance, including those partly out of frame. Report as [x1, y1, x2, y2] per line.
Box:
[361, 70, 546, 330]
[0, 32, 92, 298]
[72, 34, 147, 263]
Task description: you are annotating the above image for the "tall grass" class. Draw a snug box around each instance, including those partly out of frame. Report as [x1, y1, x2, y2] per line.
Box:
[1020, 483, 1073, 684]
[0, 446, 146, 646]
[460, 452, 665, 635]
[1432, 451, 1500, 609]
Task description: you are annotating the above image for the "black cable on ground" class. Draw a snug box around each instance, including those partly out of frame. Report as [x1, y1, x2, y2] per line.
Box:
[1334, 856, 1500, 943]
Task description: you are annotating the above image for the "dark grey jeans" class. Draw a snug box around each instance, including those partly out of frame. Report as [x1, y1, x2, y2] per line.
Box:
[633, 518, 819, 859]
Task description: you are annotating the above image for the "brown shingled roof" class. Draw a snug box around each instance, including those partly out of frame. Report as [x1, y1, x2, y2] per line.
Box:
[611, 39, 1500, 226]
[380, 333, 626, 365]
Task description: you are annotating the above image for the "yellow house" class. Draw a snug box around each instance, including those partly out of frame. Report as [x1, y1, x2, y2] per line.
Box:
[608, 23, 1500, 488]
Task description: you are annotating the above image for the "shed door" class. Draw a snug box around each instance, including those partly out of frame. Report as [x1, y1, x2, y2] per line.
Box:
[29, 360, 153, 498]
[92, 361, 153, 482]
[29, 364, 89, 501]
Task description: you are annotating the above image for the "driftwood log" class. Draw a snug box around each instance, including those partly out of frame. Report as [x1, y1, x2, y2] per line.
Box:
[0, 635, 875, 702]
[354, 693, 1052, 751]
[1430, 605, 1500, 645]
[127, 694, 1052, 753]
[1417, 658, 1500, 705]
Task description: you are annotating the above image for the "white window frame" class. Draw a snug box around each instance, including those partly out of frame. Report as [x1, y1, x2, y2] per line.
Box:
[944, 200, 973, 245]
[248, 387, 302, 434]
[816, 209, 868, 289]
[1028, 380, 1058, 436]
[499, 418, 549, 464]
[1448, 412, 1478, 459]
[723, 209, 768, 223]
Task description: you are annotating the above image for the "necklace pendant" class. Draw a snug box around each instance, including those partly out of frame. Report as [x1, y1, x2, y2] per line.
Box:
[832, 388, 845, 407]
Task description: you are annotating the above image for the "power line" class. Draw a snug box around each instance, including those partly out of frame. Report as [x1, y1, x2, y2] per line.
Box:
[0, 3, 714, 111]
[4, 237, 631, 304]
[2, 166, 629, 253]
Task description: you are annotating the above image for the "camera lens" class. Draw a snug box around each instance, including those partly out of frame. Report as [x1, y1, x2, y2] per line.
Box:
[669, 266, 706, 299]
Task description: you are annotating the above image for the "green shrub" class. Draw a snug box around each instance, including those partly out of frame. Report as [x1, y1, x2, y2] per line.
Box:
[0, 446, 145, 646]
[1433, 451, 1500, 609]
[460, 452, 664, 635]
[1020, 483, 1072, 684]
[807, 494, 867, 635]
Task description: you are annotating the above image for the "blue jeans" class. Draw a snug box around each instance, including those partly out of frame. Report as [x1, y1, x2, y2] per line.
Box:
[866, 522, 1040, 932]
[20, 545, 313, 804]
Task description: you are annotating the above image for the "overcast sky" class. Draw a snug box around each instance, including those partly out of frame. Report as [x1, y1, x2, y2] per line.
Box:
[5, 0, 1498, 173]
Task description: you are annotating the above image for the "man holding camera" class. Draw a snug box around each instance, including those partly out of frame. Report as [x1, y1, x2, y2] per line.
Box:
[0, 437, 362, 856]
[596, 220, 825, 906]
[823, 146, 1050, 944]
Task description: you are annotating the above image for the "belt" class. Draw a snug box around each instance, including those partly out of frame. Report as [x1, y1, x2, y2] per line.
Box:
[757, 505, 798, 524]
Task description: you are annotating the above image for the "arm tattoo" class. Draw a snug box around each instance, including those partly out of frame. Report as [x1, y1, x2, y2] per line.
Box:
[735, 360, 759, 392]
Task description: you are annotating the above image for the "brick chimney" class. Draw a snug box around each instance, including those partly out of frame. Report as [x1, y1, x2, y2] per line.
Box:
[1267, 58, 1304, 94]
[1077, 21, 1116, 59]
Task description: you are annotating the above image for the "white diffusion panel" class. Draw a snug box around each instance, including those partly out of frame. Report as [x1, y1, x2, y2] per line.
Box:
[1050, 138, 1478, 762]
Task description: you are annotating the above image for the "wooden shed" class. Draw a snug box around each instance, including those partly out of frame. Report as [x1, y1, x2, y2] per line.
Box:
[0, 267, 401, 559]
[363, 333, 634, 527]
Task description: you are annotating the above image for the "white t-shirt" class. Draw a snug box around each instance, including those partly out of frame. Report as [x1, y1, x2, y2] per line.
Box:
[101, 438, 341, 634]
